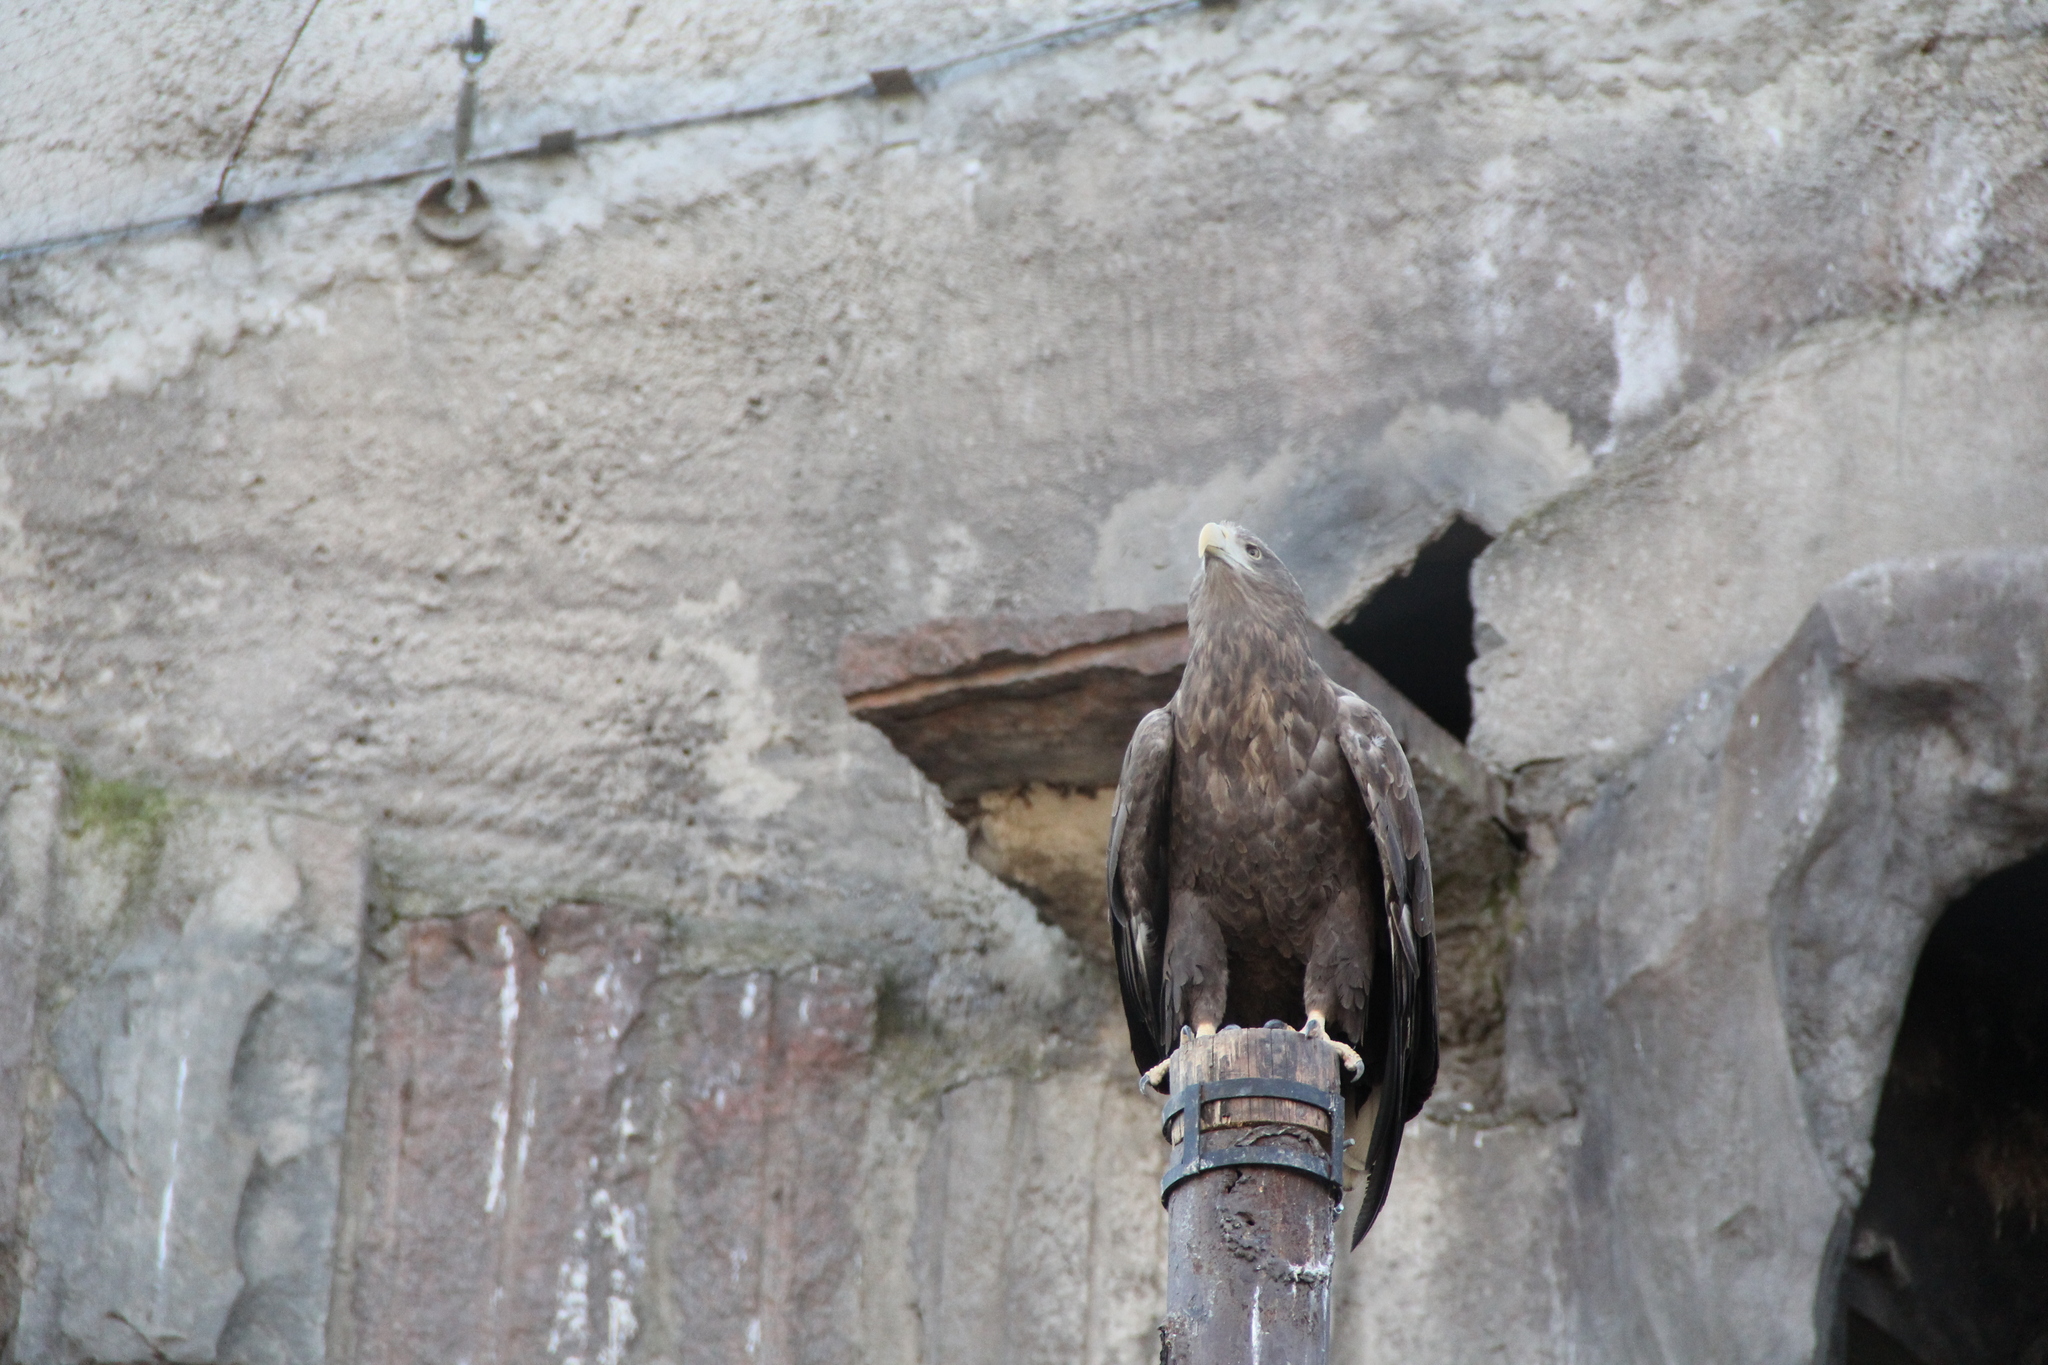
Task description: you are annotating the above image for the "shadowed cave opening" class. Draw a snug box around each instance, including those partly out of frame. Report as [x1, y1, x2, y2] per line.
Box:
[1838, 846, 2048, 1365]
[1332, 516, 1493, 741]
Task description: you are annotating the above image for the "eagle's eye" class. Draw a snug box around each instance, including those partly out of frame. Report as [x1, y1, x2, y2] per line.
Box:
[1245, 543, 1263, 559]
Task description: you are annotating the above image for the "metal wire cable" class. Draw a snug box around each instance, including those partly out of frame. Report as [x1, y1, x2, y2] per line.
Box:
[0, 0, 1207, 265]
[214, 0, 331, 206]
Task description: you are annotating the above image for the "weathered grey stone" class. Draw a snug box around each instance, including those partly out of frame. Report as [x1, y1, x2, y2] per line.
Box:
[903, 1068, 1166, 1365]
[13, 803, 363, 1365]
[1737, 553, 2048, 1204]
[0, 741, 60, 1358]
[1091, 401, 1590, 626]
[1504, 549, 2048, 1364]
[1472, 304, 2048, 814]
[1334, 1114, 1577, 1365]
[12, 3, 2048, 949]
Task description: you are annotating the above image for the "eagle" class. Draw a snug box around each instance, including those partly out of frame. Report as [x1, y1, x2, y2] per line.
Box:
[1107, 521, 1438, 1246]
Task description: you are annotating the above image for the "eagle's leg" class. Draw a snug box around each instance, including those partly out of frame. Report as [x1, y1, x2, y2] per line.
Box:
[1304, 1013, 1366, 1078]
[1162, 891, 1229, 1034]
[1304, 894, 1371, 1078]
[1143, 897, 1228, 1093]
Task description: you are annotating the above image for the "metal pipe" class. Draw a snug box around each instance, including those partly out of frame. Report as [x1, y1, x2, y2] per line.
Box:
[1158, 1027, 1343, 1365]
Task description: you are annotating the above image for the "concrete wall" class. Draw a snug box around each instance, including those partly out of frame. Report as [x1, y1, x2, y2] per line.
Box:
[6, 0, 2048, 1360]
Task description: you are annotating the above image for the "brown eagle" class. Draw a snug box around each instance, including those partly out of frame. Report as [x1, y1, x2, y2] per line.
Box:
[1107, 521, 1438, 1246]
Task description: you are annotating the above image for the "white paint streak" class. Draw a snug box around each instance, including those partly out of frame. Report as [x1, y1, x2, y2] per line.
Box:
[614, 1095, 638, 1161]
[599, 1295, 638, 1365]
[485, 922, 521, 1214]
[517, 1089, 537, 1178]
[739, 976, 759, 1021]
[601, 1194, 636, 1258]
[154, 1053, 190, 1281]
[1250, 1283, 1263, 1365]
[549, 1256, 590, 1357]
[745, 1317, 762, 1356]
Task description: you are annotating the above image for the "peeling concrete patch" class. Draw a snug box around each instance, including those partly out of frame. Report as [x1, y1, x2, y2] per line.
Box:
[1602, 275, 1685, 430]
[666, 582, 800, 821]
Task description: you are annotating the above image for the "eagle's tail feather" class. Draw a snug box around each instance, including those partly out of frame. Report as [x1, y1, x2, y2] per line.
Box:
[1349, 918, 1417, 1248]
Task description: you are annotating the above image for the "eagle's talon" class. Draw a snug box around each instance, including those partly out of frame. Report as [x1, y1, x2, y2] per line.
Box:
[1304, 1015, 1365, 1078]
[1141, 1056, 1174, 1094]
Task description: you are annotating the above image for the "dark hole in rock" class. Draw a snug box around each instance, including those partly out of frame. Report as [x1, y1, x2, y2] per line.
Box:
[1331, 516, 1492, 740]
[1840, 846, 2048, 1365]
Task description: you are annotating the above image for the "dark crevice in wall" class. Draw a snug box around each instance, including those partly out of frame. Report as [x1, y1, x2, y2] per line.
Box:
[1331, 516, 1492, 741]
[1840, 846, 2048, 1365]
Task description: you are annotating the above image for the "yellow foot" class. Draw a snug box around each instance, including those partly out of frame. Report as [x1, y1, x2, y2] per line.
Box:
[1304, 1015, 1366, 1080]
[1138, 1025, 1198, 1093]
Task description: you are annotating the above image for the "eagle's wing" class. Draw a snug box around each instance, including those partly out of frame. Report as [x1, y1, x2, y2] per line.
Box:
[1333, 687, 1438, 1247]
[1107, 706, 1176, 1075]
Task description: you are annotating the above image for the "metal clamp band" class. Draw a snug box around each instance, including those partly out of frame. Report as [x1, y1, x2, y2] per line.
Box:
[1159, 1075, 1345, 1203]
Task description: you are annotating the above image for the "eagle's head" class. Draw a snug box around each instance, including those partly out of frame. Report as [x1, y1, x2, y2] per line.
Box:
[1192, 521, 1311, 625]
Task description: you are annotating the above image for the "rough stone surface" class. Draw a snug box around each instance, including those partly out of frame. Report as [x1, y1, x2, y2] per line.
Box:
[337, 914, 876, 1365]
[9, 0, 2048, 940]
[1506, 550, 2048, 1363]
[1472, 303, 2048, 814]
[11, 0, 2048, 1361]
[964, 783, 1120, 959]
[637, 966, 874, 1365]
[0, 741, 59, 1358]
[894, 1068, 1168, 1365]
[1333, 1115, 1575, 1364]
[337, 905, 659, 1365]
[13, 801, 364, 1365]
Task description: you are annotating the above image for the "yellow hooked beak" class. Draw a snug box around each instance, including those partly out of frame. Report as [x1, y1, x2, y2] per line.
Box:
[1199, 521, 1263, 573]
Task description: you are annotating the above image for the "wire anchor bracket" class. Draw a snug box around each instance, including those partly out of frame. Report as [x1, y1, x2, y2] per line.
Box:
[416, 13, 497, 243]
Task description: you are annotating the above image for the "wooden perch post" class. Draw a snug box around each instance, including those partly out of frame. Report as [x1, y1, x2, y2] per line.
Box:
[1157, 1026, 1344, 1365]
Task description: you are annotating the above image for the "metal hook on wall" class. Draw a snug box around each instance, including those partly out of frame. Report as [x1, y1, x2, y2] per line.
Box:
[416, 5, 497, 243]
